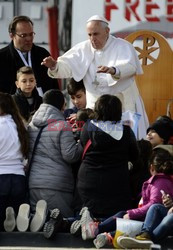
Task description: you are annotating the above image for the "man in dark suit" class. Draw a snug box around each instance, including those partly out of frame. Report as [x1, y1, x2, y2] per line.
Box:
[0, 15, 59, 94]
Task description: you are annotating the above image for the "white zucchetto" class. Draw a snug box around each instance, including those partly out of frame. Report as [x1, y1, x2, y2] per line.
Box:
[87, 15, 109, 24]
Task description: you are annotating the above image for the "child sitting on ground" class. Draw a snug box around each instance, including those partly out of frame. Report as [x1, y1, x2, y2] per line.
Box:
[117, 145, 173, 248]
[13, 66, 42, 122]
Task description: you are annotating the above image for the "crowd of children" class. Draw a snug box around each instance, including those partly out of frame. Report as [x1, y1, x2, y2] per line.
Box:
[0, 66, 173, 250]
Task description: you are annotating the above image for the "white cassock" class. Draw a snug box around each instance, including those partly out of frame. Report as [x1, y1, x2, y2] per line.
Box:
[48, 35, 149, 139]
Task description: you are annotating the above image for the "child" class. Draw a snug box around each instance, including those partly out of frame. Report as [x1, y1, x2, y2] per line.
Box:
[76, 94, 139, 218]
[70, 108, 95, 219]
[146, 118, 173, 148]
[70, 108, 95, 179]
[72, 108, 95, 141]
[0, 92, 28, 231]
[118, 202, 173, 249]
[76, 108, 94, 122]
[28, 89, 82, 217]
[64, 78, 86, 121]
[13, 66, 42, 122]
[117, 146, 173, 248]
[71, 146, 173, 248]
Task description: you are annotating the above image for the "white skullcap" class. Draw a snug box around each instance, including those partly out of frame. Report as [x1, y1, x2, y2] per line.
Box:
[87, 15, 109, 24]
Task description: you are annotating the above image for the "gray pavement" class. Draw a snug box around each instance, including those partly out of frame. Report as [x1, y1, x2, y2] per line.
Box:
[0, 248, 107, 250]
[0, 232, 172, 249]
[0, 232, 115, 250]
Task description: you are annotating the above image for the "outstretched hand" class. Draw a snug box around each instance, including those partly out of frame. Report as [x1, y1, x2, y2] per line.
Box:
[41, 56, 57, 70]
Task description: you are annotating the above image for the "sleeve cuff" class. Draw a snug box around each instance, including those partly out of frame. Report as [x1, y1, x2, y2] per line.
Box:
[112, 67, 120, 80]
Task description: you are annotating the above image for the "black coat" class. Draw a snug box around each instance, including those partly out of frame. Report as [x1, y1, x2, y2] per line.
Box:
[0, 41, 59, 94]
[77, 121, 139, 217]
[13, 88, 42, 121]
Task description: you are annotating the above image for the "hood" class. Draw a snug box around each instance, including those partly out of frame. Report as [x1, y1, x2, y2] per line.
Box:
[86, 120, 124, 149]
[30, 103, 65, 127]
[91, 120, 123, 140]
[153, 144, 173, 156]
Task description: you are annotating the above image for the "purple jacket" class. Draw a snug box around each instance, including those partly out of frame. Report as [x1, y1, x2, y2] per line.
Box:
[127, 173, 173, 220]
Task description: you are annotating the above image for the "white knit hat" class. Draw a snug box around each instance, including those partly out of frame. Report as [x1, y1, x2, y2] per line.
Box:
[87, 15, 109, 24]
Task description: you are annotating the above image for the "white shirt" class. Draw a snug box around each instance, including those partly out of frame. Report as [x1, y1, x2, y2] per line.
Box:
[0, 115, 25, 175]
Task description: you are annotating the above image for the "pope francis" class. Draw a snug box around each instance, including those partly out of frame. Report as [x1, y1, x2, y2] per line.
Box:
[42, 15, 149, 139]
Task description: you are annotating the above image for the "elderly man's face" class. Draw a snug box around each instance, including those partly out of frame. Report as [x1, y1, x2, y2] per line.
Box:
[86, 21, 109, 50]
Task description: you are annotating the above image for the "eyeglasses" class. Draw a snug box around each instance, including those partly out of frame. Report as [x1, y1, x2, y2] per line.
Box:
[14, 32, 36, 38]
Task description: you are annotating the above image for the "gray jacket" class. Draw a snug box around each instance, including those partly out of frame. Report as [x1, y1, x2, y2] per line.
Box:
[28, 103, 82, 193]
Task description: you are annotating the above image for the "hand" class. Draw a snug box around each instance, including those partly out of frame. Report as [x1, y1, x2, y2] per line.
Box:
[162, 193, 173, 208]
[41, 56, 57, 70]
[67, 114, 77, 132]
[66, 114, 77, 124]
[72, 122, 78, 132]
[123, 213, 130, 219]
[69, 113, 77, 122]
[97, 66, 115, 75]
[167, 206, 173, 214]
[24, 164, 29, 173]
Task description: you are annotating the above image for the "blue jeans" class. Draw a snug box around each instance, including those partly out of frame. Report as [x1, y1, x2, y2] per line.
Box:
[97, 211, 126, 235]
[141, 203, 173, 242]
[0, 174, 27, 231]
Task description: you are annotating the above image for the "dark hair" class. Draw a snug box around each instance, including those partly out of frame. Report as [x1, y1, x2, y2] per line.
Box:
[149, 148, 173, 175]
[67, 78, 85, 95]
[76, 108, 94, 122]
[94, 94, 122, 122]
[16, 66, 34, 80]
[0, 92, 28, 158]
[8, 15, 33, 34]
[43, 89, 65, 110]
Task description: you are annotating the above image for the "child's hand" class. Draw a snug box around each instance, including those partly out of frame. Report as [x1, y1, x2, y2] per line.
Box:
[72, 122, 78, 132]
[69, 113, 77, 122]
[167, 206, 173, 214]
[66, 114, 77, 124]
[123, 213, 130, 219]
[161, 190, 173, 208]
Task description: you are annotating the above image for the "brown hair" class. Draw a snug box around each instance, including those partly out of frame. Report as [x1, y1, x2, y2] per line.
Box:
[0, 92, 28, 158]
[76, 108, 94, 122]
[8, 15, 33, 34]
[16, 66, 35, 80]
[67, 78, 85, 95]
[94, 94, 122, 122]
[149, 148, 173, 175]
